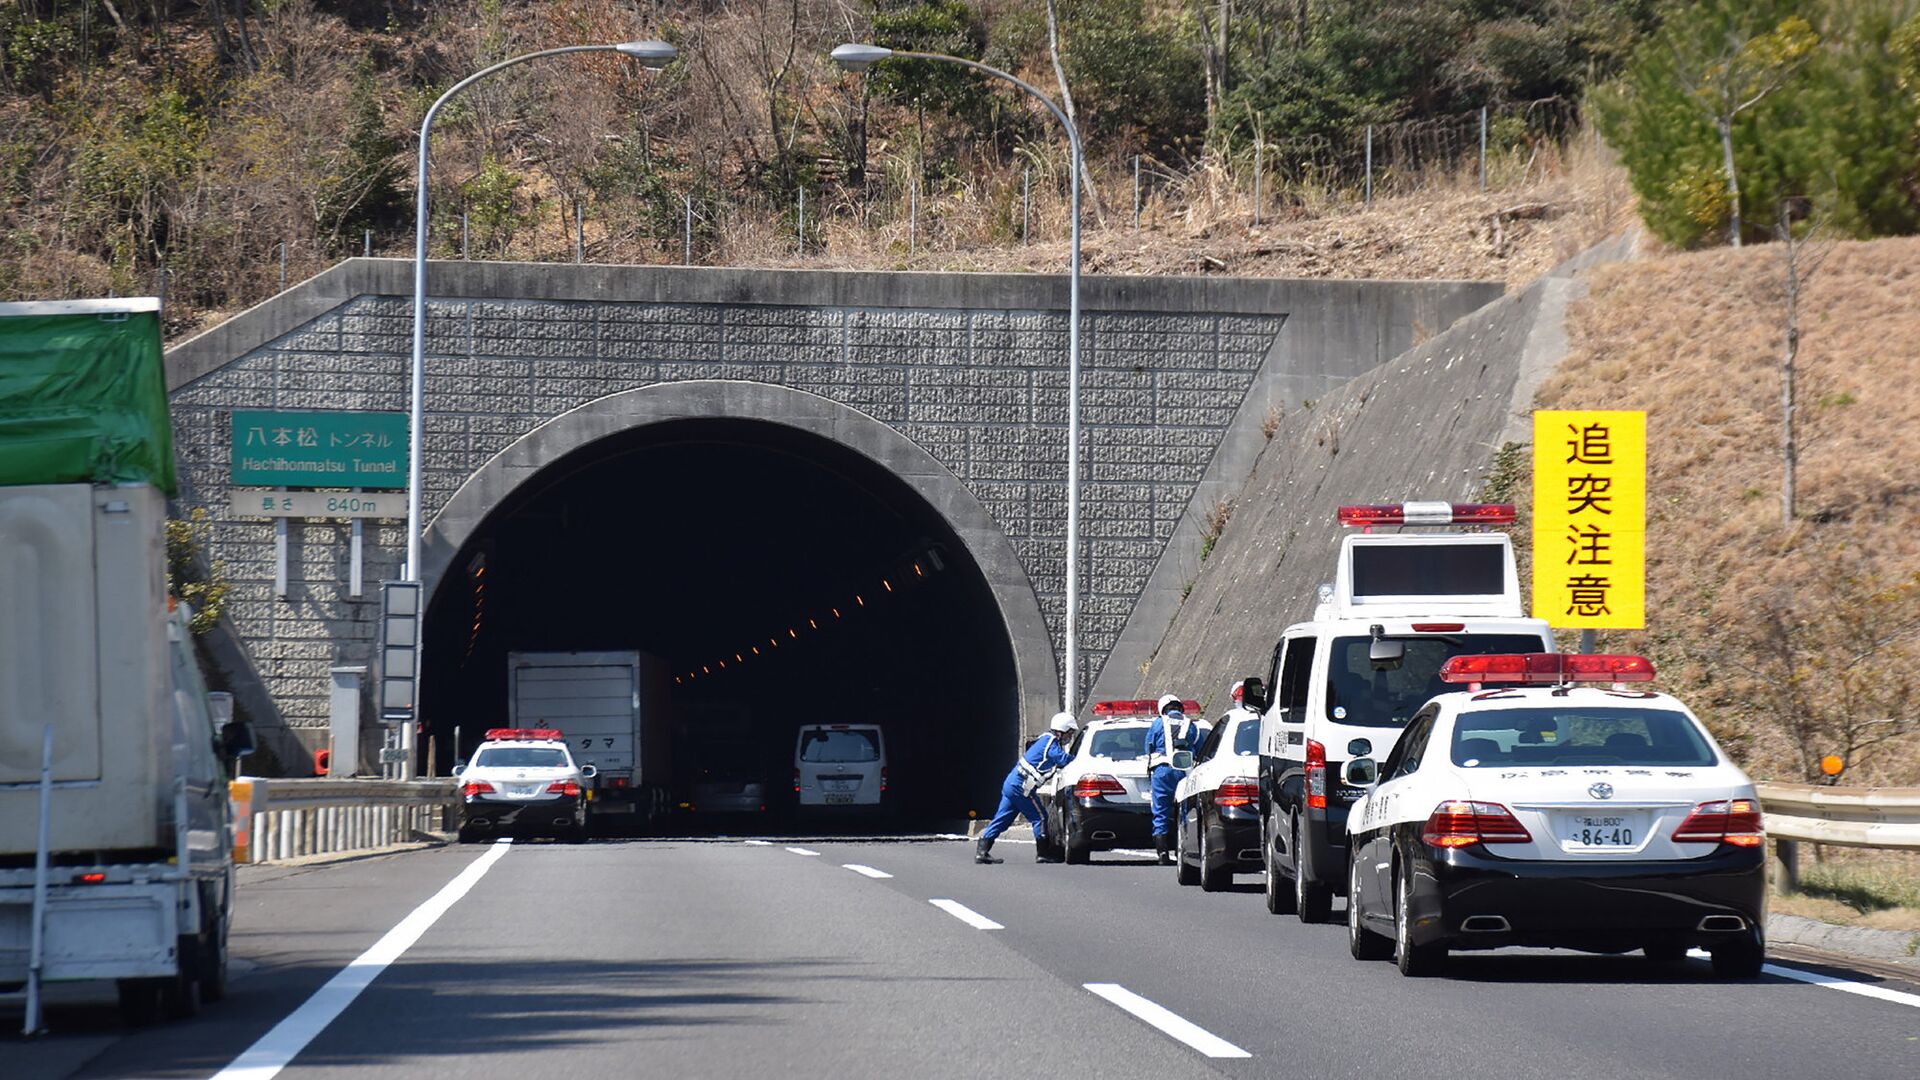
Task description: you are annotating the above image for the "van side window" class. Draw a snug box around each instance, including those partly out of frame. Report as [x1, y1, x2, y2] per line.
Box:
[1276, 637, 1317, 719]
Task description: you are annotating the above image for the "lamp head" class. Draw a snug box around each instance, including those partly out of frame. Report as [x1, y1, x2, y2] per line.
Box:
[831, 43, 893, 73]
[615, 40, 678, 69]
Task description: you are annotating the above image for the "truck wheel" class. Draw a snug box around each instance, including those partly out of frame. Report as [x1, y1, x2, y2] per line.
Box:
[162, 935, 203, 1019]
[199, 898, 229, 1003]
[117, 979, 161, 1026]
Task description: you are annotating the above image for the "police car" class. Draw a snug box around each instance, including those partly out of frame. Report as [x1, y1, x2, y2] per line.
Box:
[453, 728, 597, 841]
[1342, 653, 1767, 977]
[1257, 502, 1554, 924]
[1173, 706, 1263, 890]
[1037, 701, 1202, 864]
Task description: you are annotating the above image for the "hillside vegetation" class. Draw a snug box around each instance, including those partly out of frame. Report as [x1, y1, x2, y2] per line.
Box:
[1536, 235, 1920, 786]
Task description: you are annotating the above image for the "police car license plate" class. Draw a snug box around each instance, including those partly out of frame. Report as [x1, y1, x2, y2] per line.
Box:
[1559, 813, 1643, 848]
[824, 794, 854, 805]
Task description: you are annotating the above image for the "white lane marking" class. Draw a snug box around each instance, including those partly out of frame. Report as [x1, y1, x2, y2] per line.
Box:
[843, 863, 893, 879]
[785, 846, 820, 856]
[211, 839, 514, 1080]
[1113, 848, 1157, 858]
[1084, 982, 1252, 1059]
[1686, 949, 1920, 1009]
[935, 832, 973, 840]
[743, 839, 773, 846]
[930, 898, 1004, 930]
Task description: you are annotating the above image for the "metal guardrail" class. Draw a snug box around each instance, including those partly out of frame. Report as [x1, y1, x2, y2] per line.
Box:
[230, 777, 459, 864]
[1757, 781, 1920, 851]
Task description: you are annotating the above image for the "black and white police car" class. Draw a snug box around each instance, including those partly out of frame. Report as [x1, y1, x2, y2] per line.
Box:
[1037, 700, 1203, 864]
[454, 728, 597, 842]
[1174, 706, 1263, 891]
[1342, 653, 1768, 977]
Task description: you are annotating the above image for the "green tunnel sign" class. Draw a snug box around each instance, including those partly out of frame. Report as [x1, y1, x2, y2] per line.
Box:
[230, 409, 409, 489]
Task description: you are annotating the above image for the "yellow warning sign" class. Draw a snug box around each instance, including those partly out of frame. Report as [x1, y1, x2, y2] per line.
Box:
[1532, 410, 1645, 629]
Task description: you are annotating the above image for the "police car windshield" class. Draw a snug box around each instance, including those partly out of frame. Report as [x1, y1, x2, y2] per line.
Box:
[1326, 634, 1547, 727]
[473, 747, 568, 768]
[1087, 726, 1147, 760]
[799, 729, 881, 763]
[1450, 707, 1717, 768]
[1232, 718, 1260, 756]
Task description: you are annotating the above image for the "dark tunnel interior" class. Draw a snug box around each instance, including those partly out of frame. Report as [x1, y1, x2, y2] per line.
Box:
[420, 418, 1021, 833]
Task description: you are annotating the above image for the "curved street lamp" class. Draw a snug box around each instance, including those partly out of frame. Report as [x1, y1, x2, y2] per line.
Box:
[402, 40, 675, 778]
[831, 43, 1087, 718]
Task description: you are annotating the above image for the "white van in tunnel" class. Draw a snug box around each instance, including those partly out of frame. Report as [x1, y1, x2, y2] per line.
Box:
[794, 724, 887, 809]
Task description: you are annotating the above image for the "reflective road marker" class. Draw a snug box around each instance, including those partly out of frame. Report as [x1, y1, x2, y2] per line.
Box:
[1084, 983, 1251, 1058]
[929, 898, 1004, 930]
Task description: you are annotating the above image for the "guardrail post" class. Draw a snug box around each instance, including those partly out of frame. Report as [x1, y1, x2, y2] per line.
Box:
[1773, 838, 1800, 895]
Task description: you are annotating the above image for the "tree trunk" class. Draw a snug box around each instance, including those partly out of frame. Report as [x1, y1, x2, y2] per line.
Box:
[1718, 115, 1741, 247]
[1044, 0, 1105, 224]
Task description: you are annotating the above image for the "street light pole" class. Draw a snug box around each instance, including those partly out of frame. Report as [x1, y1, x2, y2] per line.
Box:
[404, 39, 674, 776]
[831, 44, 1085, 717]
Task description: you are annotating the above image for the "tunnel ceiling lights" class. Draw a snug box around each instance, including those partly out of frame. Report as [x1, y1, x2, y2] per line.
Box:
[682, 543, 950, 686]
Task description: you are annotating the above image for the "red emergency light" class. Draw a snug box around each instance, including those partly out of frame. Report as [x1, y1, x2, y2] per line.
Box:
[1438, 653, 1655, 685]
[1337, 502, 1516, 527]
[484, 728, 564, 742]
[1091, 699, 1202, 718]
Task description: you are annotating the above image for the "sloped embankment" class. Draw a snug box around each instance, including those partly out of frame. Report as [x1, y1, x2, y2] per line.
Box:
[1131, 240, 1629, 708]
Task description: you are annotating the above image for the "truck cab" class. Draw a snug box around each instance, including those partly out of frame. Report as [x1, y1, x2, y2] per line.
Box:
[1256, 503, 1554, 923]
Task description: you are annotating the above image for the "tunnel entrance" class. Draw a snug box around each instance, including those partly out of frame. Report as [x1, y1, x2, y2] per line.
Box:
[420, 415, 1021, 834]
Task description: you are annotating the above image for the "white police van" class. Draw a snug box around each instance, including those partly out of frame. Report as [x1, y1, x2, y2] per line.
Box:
[1255, 503, 1554, 922]
[1342, 653, 1767, 977]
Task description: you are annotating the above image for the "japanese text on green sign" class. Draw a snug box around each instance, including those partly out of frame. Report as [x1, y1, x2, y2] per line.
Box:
[230, 410, 409, 489]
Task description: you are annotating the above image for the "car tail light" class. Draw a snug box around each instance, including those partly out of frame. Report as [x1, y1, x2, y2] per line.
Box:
[1422, 800, 1532, 847]
[1074, 774, 1128, 799]
[1216, 778, 1258, 808]
[1673, 799, 1765, 847]
[793, 768, 801, 794]
[880, 766, 888, 793]
[1306, 739, 1327, 810]
[73, 872, 107, 885]
[546, 780, 581, 796]
[613, 777, 628, 789]
[461, 781, 495, 797]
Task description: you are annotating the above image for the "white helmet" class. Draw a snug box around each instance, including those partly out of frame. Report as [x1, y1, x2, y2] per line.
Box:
[1048, 711, 1079, 734]
[1157, 693, 1183, 715]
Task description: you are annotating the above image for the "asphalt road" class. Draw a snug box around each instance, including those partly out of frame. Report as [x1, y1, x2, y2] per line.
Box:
[8, 836, 1920, 1079]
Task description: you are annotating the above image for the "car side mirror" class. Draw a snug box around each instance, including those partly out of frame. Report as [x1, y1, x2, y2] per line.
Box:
[1171, 749, 1195, 771]
[579, 764, 598, 779]
[1240, 676, 1269, 712]
[1341, 758, 1378, 787]
[450, 764, 464, 777]
[219, 720, 256, 760]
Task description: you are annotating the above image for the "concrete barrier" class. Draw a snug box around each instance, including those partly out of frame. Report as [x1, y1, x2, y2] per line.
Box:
[230, 777, 457, 864]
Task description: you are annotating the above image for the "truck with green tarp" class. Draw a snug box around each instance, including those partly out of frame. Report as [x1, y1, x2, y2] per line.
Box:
[0, 298, 251, 1030]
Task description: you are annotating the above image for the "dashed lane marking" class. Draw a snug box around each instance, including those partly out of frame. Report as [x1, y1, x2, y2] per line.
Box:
[929, 898, 1004, 930]
[210, 839, 514, 1080]
[785, 846, 821, 856]
[1083, 982, 1252, 1059]
[843, 864, 893, 879]
[743, 839, 773, 846]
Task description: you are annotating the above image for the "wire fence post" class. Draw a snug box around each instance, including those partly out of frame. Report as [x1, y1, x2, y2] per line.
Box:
[277, 241, 286, 289]
[574, 201, 584, 264]
[1364, 125, 1374, 207]
[797, 186, 805, 254]
[684, 195, 693, 266]
[909, 175, 918, 257]
[1132, 154, 1141, 229]
[1022, 167, 1031, 245]
[1253, 141, 1263, 227]
[364, 229, 372, 257]
[1479, 106, 1488, 191]
[461, 212, 470, 260]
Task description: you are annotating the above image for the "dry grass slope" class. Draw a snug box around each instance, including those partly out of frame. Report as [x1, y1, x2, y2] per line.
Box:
[1536, 236, 1920, 785]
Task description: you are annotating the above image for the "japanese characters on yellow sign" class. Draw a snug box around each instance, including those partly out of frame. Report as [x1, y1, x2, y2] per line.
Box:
[1532, 410, 1645, 629]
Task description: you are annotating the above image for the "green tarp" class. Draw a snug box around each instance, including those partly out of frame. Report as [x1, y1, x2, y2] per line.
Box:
[0, 301, 175, 494]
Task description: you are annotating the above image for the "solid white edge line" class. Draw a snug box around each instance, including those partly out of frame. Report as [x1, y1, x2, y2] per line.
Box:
[1685, 949, 1920, 1010]
[929, 898, 1004, 930]
[210, 839, 514, 1080]
[842, 863, 893, 879]
[1083, 982, 1252, 1059]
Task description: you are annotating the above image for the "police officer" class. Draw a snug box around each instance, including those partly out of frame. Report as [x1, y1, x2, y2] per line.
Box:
[1144, 693, 1202, 865]
[976, 712, 1078, 864]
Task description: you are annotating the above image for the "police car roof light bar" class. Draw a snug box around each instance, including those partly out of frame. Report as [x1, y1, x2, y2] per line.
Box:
[484, 728, 565, 741]
[1091, 699, 1202, 718]
[1437, 653, 1655, 685]
[1336, 502, 1517, 528]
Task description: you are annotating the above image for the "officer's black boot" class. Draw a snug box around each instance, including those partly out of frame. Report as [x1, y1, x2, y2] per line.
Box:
[975, 837, 1003, 864]
[1152, 833, 1172, 865]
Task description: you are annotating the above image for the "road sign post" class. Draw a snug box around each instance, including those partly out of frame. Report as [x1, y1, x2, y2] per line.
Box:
[1532, 410, 1646, 633]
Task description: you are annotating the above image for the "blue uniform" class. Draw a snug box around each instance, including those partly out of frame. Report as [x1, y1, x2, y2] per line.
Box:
[1143, 714, 1202, 837]
[982, 732, 1073, 842]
